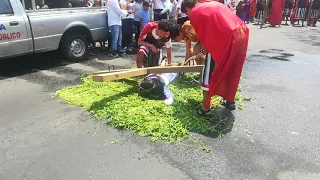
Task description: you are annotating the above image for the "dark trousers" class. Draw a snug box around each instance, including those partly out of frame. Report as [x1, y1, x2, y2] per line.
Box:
[177, 16, 189, 26]
[154, 9, 168, 21]
[122, 18, 134, 48]
[134, 21, 141, 44]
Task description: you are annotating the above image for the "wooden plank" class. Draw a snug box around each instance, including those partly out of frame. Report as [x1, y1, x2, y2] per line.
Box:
[92, 64, 204, 82]
[92, 69, 148, 82]
[147, 65, 204, 74]
[93, 69, 130, 75]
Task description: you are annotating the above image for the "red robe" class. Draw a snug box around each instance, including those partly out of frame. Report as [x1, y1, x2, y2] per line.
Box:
[189, 1, 249, 105]
[269, 0, 285, 25]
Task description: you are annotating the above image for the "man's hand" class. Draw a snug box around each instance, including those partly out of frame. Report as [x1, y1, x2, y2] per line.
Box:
[150, 45, 158, 53]
[195, 52, 205, 59]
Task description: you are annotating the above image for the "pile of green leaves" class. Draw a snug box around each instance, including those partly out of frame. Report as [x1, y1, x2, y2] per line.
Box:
[56, 73, 249, 143]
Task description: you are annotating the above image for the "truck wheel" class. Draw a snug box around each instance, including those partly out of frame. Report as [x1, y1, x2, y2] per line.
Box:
[61, 34, 89, 61]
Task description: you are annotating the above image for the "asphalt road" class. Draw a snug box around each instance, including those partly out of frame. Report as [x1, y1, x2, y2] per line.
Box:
[1, 24, 320, 180]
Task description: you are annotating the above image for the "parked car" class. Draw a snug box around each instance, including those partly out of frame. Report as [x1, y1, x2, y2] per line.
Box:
[0, 0, 109, 61]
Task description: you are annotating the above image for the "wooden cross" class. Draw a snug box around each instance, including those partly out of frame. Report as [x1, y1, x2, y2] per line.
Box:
[92, 61, 204, 82]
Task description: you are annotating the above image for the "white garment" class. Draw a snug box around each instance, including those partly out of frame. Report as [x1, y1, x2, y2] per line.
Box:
[119, 0, 134, 19]
[224, 0, 238, 14]
[159, 0, 176, 15]
[107, 0, 128, 26]
[177, 0, 186, 17]
[133, 1, 143, 21]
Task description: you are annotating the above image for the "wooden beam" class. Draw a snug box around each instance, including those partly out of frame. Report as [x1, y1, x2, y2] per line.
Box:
[147, 65, 203, 74]
[93, 69, 148, 82]
[92, 64, 204, 82]
[93, 69, 131, 75]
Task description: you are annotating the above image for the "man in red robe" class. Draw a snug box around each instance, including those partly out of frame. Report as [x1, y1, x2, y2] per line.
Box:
[269, 0, 285, 26]
[181, 0, 249, 114]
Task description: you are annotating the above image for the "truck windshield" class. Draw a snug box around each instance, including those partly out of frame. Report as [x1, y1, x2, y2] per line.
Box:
[0, 0, 13, 14]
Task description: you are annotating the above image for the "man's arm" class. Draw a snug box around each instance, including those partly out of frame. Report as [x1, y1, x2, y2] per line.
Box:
[109, 0, 127, 16]
[166, 48, 172, 64]
[165, 39, 172, 64]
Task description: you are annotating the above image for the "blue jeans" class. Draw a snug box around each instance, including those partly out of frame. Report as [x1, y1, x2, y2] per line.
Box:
[109, 25, 122, 52]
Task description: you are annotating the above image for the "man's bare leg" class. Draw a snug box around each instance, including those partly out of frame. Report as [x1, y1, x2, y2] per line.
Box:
[137, 51, 147, 68]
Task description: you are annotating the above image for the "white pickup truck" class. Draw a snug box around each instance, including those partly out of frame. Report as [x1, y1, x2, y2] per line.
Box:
[0, 0, 109, 61]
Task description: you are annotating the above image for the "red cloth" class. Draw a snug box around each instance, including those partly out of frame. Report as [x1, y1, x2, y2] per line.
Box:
[189, 1, 249, 105]
[269, 0, 284, 25]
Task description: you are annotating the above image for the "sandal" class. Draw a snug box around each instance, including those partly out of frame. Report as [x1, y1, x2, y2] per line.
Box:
[197, 108, 214, 116]
[221, 100, 236, 111]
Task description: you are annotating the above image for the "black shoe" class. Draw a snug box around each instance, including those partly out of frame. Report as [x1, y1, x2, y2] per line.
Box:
[118, 49, 126, 54]
[197, 108, 215, 116]
[221, 100, 236, 111]
[108, 52, 120, 58]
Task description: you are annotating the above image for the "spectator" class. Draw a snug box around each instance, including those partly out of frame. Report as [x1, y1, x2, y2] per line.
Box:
[133, 0, 144, 47]
[107, 0, 130, 57]
[151, 0, 168, 21]
[84, 0, 93, 6]
[140, 1, 151, 29]
[169, 0, 178, 19]
[156, 0, 177, 20]
[120, 0, 135, 52]
[92, 0, 102, 6]
[176, 0, 188, 25]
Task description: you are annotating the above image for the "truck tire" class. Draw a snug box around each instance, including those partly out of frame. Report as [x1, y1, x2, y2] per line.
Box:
[61, 34, 89, 61]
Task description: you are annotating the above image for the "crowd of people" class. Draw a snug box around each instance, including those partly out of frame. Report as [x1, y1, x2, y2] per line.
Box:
[104, 0, 320, 58]
[105, 0, 189, 57]
[228, 0, 320, 27]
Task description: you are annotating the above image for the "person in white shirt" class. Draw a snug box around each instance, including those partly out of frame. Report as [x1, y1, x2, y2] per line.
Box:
[151, 0, 168, 21]
[133, 0, 144, 46]
[119, 0, 134, 52]
[107, 0, 130, 57]
[156, 0, 178, 19]
[176, 0, 188, 25]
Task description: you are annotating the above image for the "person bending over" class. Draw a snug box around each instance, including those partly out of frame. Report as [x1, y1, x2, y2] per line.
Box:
[136, 19, 182, 68]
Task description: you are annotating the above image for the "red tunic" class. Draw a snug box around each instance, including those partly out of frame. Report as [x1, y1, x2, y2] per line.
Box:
[269, 0, 285, 25]
[189, 1, 249, 104]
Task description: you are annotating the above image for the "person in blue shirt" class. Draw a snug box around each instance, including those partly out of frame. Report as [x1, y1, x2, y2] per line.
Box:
[140, 1, 151, 30]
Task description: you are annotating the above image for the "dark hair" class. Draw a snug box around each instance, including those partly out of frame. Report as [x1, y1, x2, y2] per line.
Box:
[181, 0, 197, 13]
[157, 19, 170, 32]
[168, 20, 182, 39]
[142, 1, 149, 6]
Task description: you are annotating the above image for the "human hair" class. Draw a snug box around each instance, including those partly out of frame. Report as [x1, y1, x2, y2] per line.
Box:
[181, 0, 197, 13]
[168, 20, 182, 39]
[142, 1, 149, 6]
[157, 19, 170, 32]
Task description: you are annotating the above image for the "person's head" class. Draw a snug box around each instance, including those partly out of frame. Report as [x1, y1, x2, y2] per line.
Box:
[181, 0, 197, 15]
[170, 0, 174, 3]
[156, 20, 170, 38]
[139, 77, 165, 100]
[136, 0, 143, 3]
[167, 20, 184, 41]
[142, 1, 149, 10]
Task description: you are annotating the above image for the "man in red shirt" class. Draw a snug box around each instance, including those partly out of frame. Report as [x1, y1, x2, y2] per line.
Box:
[136, 20, 182, 67]
[181, 0, 249, 115]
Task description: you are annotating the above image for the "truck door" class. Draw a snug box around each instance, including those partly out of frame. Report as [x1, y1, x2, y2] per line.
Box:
[0, 0, 31, 58]
[0, 0, 14, 57]
[7, 0, 32, 56]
